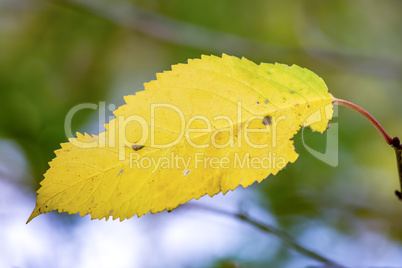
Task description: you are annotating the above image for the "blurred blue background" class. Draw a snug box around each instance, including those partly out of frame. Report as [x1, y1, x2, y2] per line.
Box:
[1, 0, 402, 267]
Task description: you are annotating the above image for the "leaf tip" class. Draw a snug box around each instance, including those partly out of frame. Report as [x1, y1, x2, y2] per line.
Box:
[26, 209, 39, 224]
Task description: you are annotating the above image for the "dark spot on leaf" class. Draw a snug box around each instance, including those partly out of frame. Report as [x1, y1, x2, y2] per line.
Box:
[132, 145, 145, 151]
[291, 90, 295, 94]
[257, 101, 260, 104]
[265, 100, 269, 104]
[262, 115, 272, 126]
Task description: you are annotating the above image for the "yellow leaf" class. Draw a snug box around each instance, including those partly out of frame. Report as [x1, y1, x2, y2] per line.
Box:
[27, 54, 334, 222]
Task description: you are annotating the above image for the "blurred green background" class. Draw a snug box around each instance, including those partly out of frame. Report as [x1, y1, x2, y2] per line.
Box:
[1, 0, 402, 267]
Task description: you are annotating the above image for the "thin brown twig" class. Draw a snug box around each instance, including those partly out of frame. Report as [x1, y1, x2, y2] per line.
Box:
[52, 0, 402, 80]
[183, 203, 347, 268]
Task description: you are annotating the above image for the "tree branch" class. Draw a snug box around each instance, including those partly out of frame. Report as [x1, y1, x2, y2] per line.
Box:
[184, 203, 347, 268]
[52, 0, 402, 80]
[52, 0, 294, 59]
